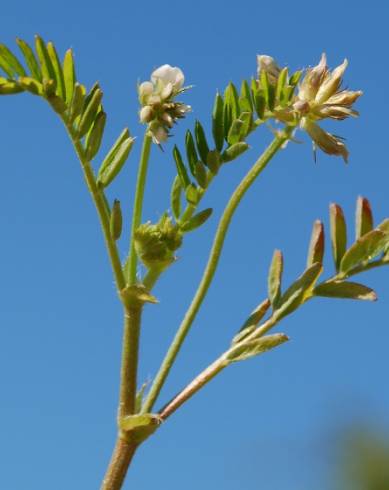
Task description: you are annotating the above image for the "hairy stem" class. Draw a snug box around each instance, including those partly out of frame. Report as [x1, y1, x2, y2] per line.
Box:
[127, 133, 153, 285]
[101, 437, 138, 490]
[119, 306, 143, 417]
[143, 128, 293, 412]
[62, 120, 126, 291]
[158, 313, 279, 420]
[159, 357, 226, 420]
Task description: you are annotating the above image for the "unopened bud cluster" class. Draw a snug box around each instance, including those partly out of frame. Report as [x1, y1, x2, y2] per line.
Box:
[138, 65, 191, 144]
[257, 53, 362, 161]
[134, 214, 183, 270]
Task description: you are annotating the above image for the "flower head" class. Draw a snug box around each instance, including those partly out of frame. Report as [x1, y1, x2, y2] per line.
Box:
[293, 54, 362, 162]
[138, 64, 191, 144]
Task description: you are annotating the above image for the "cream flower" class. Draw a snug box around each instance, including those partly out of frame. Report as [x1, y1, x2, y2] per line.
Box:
[138, 64, 191, 144]
[294, 54, 362, 162]
[151, 64, 184, 92]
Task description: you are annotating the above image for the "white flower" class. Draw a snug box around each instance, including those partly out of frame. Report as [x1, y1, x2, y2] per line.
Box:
[138, 64, 190, 145]
[151, 64, 185, 92]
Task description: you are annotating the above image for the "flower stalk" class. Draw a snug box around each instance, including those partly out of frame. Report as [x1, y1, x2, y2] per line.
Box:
[142, 126, 294, 413]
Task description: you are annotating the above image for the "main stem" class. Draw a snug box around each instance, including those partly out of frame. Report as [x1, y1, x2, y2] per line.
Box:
[127, 133, 152, 285]
[101, 133, 153, 490]
[143, 128, 292, 412]
[100, 306, 142, 490]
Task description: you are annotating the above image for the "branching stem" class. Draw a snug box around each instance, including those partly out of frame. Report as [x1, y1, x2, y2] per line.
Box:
[142, 128, 293, 413]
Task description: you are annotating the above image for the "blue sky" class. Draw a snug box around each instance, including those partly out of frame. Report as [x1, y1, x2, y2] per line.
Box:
[0, 1, 388, 489]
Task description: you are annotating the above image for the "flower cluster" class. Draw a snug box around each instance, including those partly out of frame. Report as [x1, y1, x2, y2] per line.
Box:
[138, 65, 191, 144]
[134, 214, 183, 270]
[294, 54, 362, 162]
[258, 53, 362, 162]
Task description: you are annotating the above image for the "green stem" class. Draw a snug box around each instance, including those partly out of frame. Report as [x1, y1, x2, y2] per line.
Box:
[127, 133, 153, 285]
[142, 128, 293, 413]
[62, 120, 126, 291]
[119, 306, 143, 417]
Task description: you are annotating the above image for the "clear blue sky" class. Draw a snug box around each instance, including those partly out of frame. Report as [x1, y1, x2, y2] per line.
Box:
[1, 1, 388, 489]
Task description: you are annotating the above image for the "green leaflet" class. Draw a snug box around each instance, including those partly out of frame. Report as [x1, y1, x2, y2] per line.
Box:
[226, 333, 289, 363]
[339, 227, 389, 277]
[170, 175, 182, 221]
[85, 111, 107, 161]
[289, 70, 302, 87]
[268, 250, 283, 308]
[225, 82, 240, 119]
[97, 136, 135, 187]
[306, 220, 324, 267]
[330, 203, 347, 272]
[239, 79, 254, 113]
[314, 281, 377, 301]
[185, 130, 198, 175]
[227, 118, 244, 145]
[77, 86, 103, 138]
[223, 83, 240, 138]
[206, 150, 220, 174]
[99, 128, 131, 167]
[273, 262, 323, 321]
[47, 42, 66, 100]
[180, 208, 213, 232]
[110, 199, 122, 240]
[275, 67, 288, 104]
[16, 38, 42, 81]
[355, 196, 373, 239]
[194, 120, 210, 164]
[63, 49, 76, 105]
[173, 145, 191, 188]
[260, 70, 275, 111]
[232, 298, 271, 345]
[251, 77, 265, 119]
[212, 92, 224, 152]
[35, 35, 56, 82]
[239, 111, 252, 139]
[185, 183, 199, 205]
[226, 112, 252, 145]
[68, 82, 85, 124]
[193, 161, 207, 189]
[221, 142, 249, 162]
[0, 43, 26, 77]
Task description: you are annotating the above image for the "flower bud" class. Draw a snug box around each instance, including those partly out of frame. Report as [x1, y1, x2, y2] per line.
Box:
[293, 99, 310, 114]
[139, 105, 154, 123]
[161, 112, 174, 127]
[134, 215, 183, 270]
[257, 55, 281, 84]
[138, 81, 153, 103]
